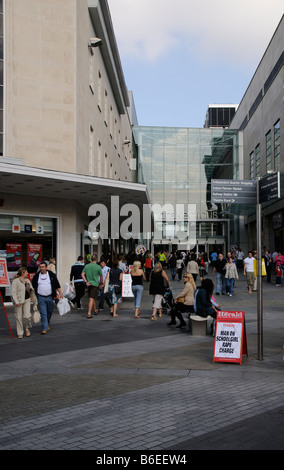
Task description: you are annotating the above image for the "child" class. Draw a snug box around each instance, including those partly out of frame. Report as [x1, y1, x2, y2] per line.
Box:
[275, 265, 282, 286]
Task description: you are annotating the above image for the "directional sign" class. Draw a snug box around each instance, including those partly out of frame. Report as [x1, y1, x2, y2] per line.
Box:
[259, 172, 280, 204]
[211, 179, 257, 204]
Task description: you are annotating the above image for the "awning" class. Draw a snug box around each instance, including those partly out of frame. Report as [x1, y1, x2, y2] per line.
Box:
[0, 161, 150, 213]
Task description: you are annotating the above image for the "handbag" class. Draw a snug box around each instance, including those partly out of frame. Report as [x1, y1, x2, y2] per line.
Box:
[177, 296, 185, 303]
[114, 285, 121, 294]
[32, 305, 41, 324]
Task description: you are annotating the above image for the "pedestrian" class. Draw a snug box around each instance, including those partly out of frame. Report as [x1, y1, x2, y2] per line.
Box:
[186, 254, 199, 282]
[195, 278, 217, 319]
[176, 254, 184, 281]
[11, 267, 37, 339]
[32, 262, 63, 334]
[81, 254, 103, 318]
[168, 251, 177, 280]
[168, 272, 195, 328]
[118, 255, 127, 273]
[243, 251, 255, 294]
[98, 258, 112, 311]
[224, 257, 239, 296]
[144, 251, 153, 281]
[212, 253, 227, 295]
[149, 262, 170, 321]
[108, 259, 123, 317]
[264, 250, 272, 283]
[47, 257, 56, 274]
[275, 265, 282, 286]
[70, 256, 85, 309]
[197, 254, 206, 280]
[274, 252, 284, 285]
[130, 260, 145, 318]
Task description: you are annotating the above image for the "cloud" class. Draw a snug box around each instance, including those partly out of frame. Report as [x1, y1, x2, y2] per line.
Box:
[108, 0, 283, 65]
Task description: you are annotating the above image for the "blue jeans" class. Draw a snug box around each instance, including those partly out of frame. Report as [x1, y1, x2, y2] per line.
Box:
[226, 278, 235, 295]
[132, 285, 144, 308]
[37, 294, 54, 331]
[216, 272, 226, 294]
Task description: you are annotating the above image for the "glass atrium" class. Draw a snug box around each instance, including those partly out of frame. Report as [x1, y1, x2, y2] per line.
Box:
[133, 126, 241, 252]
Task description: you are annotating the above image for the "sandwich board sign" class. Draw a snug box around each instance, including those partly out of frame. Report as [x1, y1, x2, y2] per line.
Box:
[122, 273, 134, 298]
[0, 257, 13, 338]
[213, 311, 248, 365]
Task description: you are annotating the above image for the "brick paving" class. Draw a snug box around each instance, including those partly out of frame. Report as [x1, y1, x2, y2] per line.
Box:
[0, 272, 283, 451]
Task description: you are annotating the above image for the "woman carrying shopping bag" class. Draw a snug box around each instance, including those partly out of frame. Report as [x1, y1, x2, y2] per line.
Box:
[11, 267, 37, 338]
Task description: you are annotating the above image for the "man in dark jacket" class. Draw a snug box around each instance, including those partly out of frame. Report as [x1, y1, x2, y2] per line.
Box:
[70, 256, 85, 309]
[32, 262, 63, 334]
[212, 253, 227, 295]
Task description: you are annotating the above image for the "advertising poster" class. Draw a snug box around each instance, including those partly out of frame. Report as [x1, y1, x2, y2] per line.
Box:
[6, 243, 22, 268]
[27, 244, 42, 267]
[213, 311, 248, 365]
[0, 258, 10, 288]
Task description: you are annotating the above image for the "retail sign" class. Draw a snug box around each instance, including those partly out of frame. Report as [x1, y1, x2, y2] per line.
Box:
[0, 258, 10, 288]
[12, 223, 21, 233]
[25, 225, 33, 233]
[36, 224, 44, 234]
[213, 311, 248, 365]
[211, 179, 257, 204]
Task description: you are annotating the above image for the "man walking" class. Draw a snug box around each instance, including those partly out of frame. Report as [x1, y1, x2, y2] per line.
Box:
[81, 254, 103, 318]
[32, 261, 63, 334]
[243, 251, 255, 294]
[70, 256, 85, 309]
[212, 253, 227, 295]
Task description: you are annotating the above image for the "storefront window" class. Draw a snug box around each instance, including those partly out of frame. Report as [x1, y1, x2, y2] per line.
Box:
[0, 214, 57, 290]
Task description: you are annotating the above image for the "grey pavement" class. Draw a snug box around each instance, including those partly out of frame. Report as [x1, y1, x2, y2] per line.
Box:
[0, 268, 283, 453]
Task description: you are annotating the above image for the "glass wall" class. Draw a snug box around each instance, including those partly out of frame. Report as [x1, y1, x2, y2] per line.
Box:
[133, 126, 240, 251]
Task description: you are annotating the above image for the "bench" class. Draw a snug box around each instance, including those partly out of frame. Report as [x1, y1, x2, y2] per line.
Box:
[190, 315, 211, 336]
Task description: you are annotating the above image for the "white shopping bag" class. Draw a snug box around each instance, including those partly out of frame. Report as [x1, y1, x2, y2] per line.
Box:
[57, 297, 71, 315]
[63, 282, 76, 300]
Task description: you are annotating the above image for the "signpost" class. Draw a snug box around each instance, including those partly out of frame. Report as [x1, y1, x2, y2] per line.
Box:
[211, 173, 281, 361]
[211, 179, 257, 204]
[213, 311, 248, 365]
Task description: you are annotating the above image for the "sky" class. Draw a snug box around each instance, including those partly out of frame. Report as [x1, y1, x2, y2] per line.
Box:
[107, 0, 283, 128]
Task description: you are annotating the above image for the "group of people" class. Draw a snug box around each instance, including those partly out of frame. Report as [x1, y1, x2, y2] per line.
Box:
[10, 246, 284, 339]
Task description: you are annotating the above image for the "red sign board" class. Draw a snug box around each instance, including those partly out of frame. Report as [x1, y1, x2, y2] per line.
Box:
[213, 311, 248, 365]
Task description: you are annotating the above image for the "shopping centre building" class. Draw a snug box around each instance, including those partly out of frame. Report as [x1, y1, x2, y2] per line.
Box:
[0, 1, 283, 294]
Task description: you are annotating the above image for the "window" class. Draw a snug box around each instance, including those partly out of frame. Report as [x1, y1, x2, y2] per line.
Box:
[250, 151, 254, 179]
[255, 144, 260, 177]
[89, 48, 95, 94]
[266, 130, 272, 172]
[274, 120, 280, 172]
[97, 70, 102, 111]
[89, 126, 94, 175]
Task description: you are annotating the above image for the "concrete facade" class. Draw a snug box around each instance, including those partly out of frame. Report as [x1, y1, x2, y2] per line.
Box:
[0, 0, 149, 287]
[230, 15, 284, 252]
